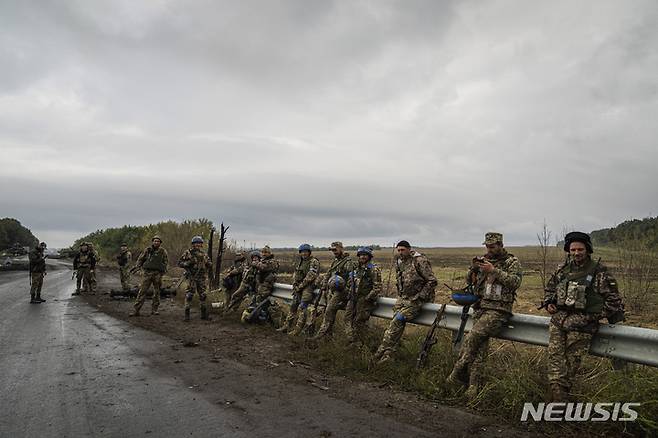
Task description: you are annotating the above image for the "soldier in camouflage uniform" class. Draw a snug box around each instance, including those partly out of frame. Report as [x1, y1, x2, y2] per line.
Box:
[116, 243, 132, 291]
[313, 242, 356, 339]
[374, 241, 437, 364]
[221, 252, 246, 306]
[248, 246, 279, 319]
[28, 242, 48, 303]
[542, 231, 624, 402]
[178, 236, 214, 321]
[344, 247, 382, 343]
[447, 232, 522, 397]
[130, 235, 168, 316]
[88, 242, 100, 294]
[226, 251, 261, 311]
[72, 242, 97, 296]
[281, 244, 320, 334]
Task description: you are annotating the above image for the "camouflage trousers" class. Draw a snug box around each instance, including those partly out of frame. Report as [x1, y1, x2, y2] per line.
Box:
[286, 285, 316, 332]
[119, 266, 131, 291]
[375, 298, 424, 357]
[30, 272, 45, 298]
[134, 270, 162, 313]
[228, 283, 254, 310]
[316, 290, 348, 337]
[344, 295, 377, 342]
[452, 309, 510, 388]
[185, 277, 207, 311]
[76, 267, 92, 293]
[90, 269, 97, 292]
[547, 310, 598, 390]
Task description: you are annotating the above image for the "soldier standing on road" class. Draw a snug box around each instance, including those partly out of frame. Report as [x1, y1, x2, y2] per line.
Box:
[312, 242, 355, 340]
[73, 242, 97, 296]
[542, 231, 624, 402]
[88, 242, 100, 294]
[221, 252, 247, 307]
[374, 241, 437, 364]
[226, 251, 261, 311]
[344, 247, 382, 344]
[28, 242, 48, 303]
[447, 232, 522, 398]
[130, 236, 168, 317]
[178, 236, 213, 321]
[116, 243, 132, 292]
[280, 244, 320, 334]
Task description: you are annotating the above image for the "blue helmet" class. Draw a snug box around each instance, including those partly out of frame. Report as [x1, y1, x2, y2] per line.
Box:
[298, 243, 312, 253]
[191, 235, 204, 244]
[249, 250, 262, 259]
[356, 246, 373, 258]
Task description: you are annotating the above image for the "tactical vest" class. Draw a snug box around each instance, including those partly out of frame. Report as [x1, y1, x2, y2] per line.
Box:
[396, 254, 433, 300]
[556, 259, 604, 314]
[117, 251, 129, 267]
[77, 252, 93, 268]
[257, 256, 278, 283]
[328, 255, 352, 282]
[355, 263, 375, 296]
[293, 257, 318, 285]
[142, 247, 167, 272]
[475, 253, 518, 303]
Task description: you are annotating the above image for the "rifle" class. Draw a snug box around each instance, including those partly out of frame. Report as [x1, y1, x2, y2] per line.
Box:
[213, 223, 228, 288]
[130, 265, 141, 275]
[246, 296, 271, 323]
[453, 303, 471, 350]
[417, 303, 447, 369]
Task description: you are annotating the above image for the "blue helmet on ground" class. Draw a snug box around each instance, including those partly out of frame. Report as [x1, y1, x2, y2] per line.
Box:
[191, 235, 204, 244]
[298, 243, 312, 253]
[356, 247, 373, 258]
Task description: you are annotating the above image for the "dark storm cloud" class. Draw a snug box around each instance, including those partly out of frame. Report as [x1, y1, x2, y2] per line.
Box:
[1, 0, 657, 247]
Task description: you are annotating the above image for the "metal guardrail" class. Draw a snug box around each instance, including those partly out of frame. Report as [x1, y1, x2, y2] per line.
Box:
[271, 283, 658, 368]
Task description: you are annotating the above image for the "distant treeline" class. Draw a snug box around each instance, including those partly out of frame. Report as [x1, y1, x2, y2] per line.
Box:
[70, 219, 216, 264]
[591, 216, 658, 250]
[0, 218, 38, 250]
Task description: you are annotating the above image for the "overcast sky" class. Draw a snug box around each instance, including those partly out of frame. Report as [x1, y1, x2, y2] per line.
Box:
[1, 0, 657, 249]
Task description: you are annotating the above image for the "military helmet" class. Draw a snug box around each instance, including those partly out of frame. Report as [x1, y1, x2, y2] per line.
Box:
[152, 235, 162, 242]
[39, 242, 47, 248]
[563, 231, 593, 254]
[261, 245, 272, 256]
[327, 274, 346, 292]
[356, 246, 373, 258]
[250, 250, 262, 259]
[452, 292, 480, 306]
[298, 243, 312, 253]
[191, 235, 204, 244]
[234, 252, 246, 261]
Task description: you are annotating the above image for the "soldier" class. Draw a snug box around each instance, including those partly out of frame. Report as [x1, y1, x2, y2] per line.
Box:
[279, 244, 320, 334]
[116, 243, 132, 291]
[130, 235, 168, 317]
[447, 232, 522, 397]
[28, 242, 48, 303]
[88, 242, 100, 294]
[226, 251, 261, 311]
[178, 235, 213, 321]
[221, 252, 247, 307]
[244, 245, 279, 322]
[313, 242, 355, 339]
[72, 242, 97, 296]
[344, 247, 382, 343]
[374, 241, 437, 364]
[542, 231, 624, 402]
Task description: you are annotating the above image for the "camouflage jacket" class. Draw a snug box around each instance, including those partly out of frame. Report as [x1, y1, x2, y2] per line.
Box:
[254, 255, 279, 292]
[178, 248, 212, 280]
[349, 262, 382, 301]
[224, 260, 246, 279]
[28, 248, 46, 273]
[116, 250, 132, 268]
[544, 257, 624, 320]
[469, 250, 522, 313]
[292, 256, 320, 291]
[137, 246, 168, 273]
[74, 250, 97, 270]
[396, 251, 437, 301]
[322, 253, 355, 289]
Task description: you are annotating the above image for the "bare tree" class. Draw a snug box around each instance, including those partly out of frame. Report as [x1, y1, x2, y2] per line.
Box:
[536, 220, 552, 289]
[616, 241, 657, 313]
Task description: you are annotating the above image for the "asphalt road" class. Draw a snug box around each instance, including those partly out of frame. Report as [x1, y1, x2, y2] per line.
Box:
[0, 264, 448, 438]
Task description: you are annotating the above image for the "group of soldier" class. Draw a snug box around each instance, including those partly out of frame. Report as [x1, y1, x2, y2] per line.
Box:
[31, 229, 624, 403]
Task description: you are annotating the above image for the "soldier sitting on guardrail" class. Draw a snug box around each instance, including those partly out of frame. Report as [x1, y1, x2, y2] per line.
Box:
[541, 231, 625, 402]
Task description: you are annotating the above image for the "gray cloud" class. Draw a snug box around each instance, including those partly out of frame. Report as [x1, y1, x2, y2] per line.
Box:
[1, 0, 657, 248]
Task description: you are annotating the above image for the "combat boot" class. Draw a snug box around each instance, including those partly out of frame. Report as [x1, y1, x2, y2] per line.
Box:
[129, 310, 140, 317]
[446, 367, 468, 386]
[30, 295, 36, 304]
[36, 295, 46, 303]
[184, 308, 190, 322]
[71, 290, 81, 296]
[200, 307, 211, 320]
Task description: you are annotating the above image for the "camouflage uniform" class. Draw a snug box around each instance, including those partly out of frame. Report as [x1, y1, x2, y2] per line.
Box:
[544, 256, 624, 399]
[449, 233, 522, 392]
[228, 262, 258, 310]
[88, 243, 100, 294]
[284, 254, 320, 334]
[375, 250, 437, 360]
[116, 248, 132, 291]
[178, 247, 213, 319]
[221, 255, 246, 305]
[133, 244, 168, 314]
[73, 246, 97, 294]
[345, 260, 382, 342]
[314, 246, 355, 338]
[28, 245, 47, 302]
